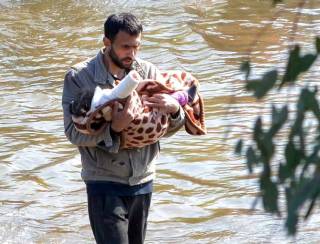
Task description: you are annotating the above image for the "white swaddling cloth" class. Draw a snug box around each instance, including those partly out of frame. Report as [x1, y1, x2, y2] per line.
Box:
[90, 70, 141, 111]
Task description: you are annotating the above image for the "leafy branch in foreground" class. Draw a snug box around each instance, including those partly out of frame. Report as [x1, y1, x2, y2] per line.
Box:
[236, 34, 320, 235]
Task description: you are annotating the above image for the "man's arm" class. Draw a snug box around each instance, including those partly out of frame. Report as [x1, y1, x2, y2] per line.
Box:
[62, 69, 119, 148]
[142, 93, 185, 137]
[145, 64, 186, 137]
[165, 104, 185, 137]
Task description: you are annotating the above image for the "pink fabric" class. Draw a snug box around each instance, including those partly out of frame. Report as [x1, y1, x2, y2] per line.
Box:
[171, 91, 188, 106]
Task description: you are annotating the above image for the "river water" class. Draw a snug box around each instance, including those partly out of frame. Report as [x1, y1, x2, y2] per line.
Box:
[1, 0, 320, 243]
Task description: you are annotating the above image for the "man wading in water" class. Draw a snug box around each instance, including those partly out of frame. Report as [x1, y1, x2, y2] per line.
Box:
[62, 13, 185, 244]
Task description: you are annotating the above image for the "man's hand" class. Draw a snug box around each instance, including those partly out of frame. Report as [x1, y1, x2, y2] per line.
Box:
[111, 95, 139, 132]
[142, 94, 180, 114]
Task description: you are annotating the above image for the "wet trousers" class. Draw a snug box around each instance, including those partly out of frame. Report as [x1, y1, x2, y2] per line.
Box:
[87, 192, 152, 244]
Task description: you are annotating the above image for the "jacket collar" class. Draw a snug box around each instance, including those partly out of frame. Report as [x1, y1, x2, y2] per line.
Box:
[94, 48, 115, 86]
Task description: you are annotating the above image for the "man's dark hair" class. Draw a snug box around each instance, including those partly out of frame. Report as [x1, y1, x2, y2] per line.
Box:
[104, 13, 143, 41]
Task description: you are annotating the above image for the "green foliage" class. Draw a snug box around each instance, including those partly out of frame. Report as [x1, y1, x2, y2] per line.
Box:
[316, 37, 320, 54]
[246, 70, 278, 99]
[237, 35, 320, 235]
[269, 105, 288, 137]
[243, 40, 319, 100]
[285, 176, 320, 235]
[235, 139, 243, 154]
[272, 0, 283, 5]
[246, 146, 258, 173]
[280, 46, 318, 87]
[260, 174, 279, 214]
[240, 61, 251, 80]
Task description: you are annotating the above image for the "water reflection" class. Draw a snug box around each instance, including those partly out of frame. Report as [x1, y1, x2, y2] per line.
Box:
[1, 0, 320, 243]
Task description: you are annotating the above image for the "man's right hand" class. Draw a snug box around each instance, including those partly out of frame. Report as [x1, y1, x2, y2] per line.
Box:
[110, 94, 138, 133]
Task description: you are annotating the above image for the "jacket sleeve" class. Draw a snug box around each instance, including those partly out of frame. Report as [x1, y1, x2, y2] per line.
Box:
[164, 106, 185, 137]
[62, 69, 120, 150]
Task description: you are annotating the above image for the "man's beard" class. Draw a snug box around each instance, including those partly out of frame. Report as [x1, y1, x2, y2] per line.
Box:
[109, 46, 133, 70]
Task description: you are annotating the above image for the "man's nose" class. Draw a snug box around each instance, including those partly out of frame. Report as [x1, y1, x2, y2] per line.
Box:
[127, 48, 136, 58]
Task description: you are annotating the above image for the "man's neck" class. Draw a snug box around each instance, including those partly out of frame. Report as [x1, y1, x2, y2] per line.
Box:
[103, 51, 126, 80]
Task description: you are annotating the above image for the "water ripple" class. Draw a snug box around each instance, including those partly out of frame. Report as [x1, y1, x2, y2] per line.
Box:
[1, 0, 320, 243]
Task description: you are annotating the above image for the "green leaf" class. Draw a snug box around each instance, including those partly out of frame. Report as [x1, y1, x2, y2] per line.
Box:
[281, 45, 318, 86]
[246, 146, 258, 173]
[299, 54, 317, 73]
[253, 117, 274, 163]
[246, 70, 278, 99]
[253, 117, 263, 142]
[286, 178, 320, 235]
[286, 212, 298, 235]
[278, 162, 291, 183]
[302, 87, 320, 120]
[300, 145, 320, 179]
[268, 105, 288, 137]
[272, 0, 283, 5]
[240, 61, 251, 80]
[260, 175, 279, 214]
[285, 141, 301, 171]
[260, 135, 275, 163]
[316, 36, 320, 54]
[285, 186, 294, 212]
[282, 45, 301, 84]
[235, 139, 243, 154]
[304, 194, 318, 220]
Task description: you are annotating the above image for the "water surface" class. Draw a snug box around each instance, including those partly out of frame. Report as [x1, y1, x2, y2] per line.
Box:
[1, 0, 320, 243]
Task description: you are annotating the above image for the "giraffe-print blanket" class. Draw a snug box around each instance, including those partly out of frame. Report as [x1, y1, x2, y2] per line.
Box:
[72, 70, 206, 149]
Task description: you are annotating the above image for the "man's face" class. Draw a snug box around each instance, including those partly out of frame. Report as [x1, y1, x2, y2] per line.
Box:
[108, 31, 141, 69]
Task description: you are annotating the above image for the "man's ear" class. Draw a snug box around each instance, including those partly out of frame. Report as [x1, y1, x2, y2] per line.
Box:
[103, 37, 111, 47]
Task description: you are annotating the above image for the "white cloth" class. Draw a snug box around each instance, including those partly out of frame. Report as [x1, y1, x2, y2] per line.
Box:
[90, 70, 141, 111]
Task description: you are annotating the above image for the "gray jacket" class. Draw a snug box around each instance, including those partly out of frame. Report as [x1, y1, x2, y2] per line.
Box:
[62, 49, 185, 185]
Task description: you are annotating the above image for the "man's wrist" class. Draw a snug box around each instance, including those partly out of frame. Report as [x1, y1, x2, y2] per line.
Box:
[110, 124, 121, 135]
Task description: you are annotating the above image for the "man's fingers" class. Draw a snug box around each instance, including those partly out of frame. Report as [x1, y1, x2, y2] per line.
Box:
[115, 101, 120, 106]
[113, 101, 120, 114]
[123, 95, 133, 112]
[144, 96, 162, 103]
[143, 101, 160, 108]
[151, 93, 165, 99]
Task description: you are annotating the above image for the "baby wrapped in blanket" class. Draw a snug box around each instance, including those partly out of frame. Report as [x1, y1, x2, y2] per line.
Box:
[70, 70, 206, 149]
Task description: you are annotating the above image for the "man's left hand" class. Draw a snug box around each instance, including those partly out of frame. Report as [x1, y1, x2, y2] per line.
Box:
[142, 94, 179, 114]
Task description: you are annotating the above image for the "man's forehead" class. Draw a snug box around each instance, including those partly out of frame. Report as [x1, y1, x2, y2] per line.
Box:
[114, 31, 141, 44]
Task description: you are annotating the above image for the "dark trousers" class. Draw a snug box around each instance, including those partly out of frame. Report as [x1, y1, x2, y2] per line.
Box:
[87, 192, 152, 244]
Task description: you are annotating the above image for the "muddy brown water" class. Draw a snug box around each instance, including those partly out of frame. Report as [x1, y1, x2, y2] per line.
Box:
[1, 0, 320, 243]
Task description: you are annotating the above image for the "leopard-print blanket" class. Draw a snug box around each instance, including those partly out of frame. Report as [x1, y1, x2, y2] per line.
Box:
[73, 70, 206, 148]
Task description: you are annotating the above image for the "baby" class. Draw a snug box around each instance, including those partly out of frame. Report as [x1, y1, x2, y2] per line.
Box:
[70, 70, 204, 148]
